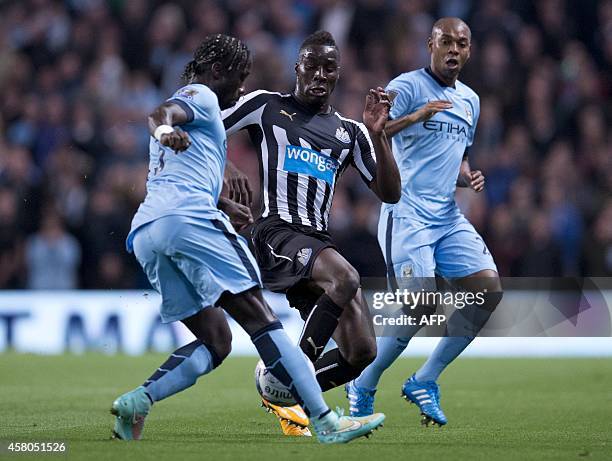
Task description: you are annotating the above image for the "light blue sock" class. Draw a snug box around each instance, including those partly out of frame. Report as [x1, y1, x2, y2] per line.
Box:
[414, 336, 474, 382]
[354, 336, 411, 391]
[413, 298, 497, 383]
[252, 321, 328, 418]
[143, 339, 219, 402]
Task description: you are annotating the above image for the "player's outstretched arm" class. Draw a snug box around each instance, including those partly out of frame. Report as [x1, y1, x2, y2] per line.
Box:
[148, 102, 192, 151]
[363, 87, 401, 203]
[384, 100, 452, 138]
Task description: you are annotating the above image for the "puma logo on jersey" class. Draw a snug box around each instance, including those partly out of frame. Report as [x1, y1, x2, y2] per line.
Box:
[280, 110, 297, 121]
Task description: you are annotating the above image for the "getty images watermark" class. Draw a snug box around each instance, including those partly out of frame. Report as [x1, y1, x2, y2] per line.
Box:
[362, 277, 612, 337]
[371, 288, 488, 327]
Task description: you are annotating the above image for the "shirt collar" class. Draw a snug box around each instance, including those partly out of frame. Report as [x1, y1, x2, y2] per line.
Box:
[425, 66, 455, 89]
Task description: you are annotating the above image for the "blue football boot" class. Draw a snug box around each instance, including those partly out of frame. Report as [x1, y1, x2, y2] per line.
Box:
[401, 374, 447, 426]
[345, 380, 376, 417]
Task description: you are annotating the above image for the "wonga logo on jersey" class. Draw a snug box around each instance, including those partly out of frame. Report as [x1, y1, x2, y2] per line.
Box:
[283, 145, 339, 185]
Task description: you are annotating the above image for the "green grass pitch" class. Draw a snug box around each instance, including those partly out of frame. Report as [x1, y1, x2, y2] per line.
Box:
[1, 354, 610, 460]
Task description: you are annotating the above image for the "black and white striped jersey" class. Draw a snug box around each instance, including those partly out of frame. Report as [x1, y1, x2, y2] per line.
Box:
[222, 90, 377, 231]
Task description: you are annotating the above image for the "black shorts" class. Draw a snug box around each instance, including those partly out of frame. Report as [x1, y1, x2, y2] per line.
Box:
[251, 216, 336, 303]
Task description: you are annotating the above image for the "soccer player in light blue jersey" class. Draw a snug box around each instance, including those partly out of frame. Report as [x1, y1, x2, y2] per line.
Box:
[346, 18, 503, 426]
[110, 34, 385, 444]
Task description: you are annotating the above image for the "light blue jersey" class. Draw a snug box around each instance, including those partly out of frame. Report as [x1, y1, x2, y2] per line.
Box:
[384, 67, 480, 225]
[379, 67, 496, 282]
[126, 83, 261, 322]
[355, 70, 497, 402]
[127, 84, 227, 251]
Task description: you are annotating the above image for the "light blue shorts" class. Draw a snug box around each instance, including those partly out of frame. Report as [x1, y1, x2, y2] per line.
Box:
[131, 214, 261, 323]
[378, 208, 497, 289]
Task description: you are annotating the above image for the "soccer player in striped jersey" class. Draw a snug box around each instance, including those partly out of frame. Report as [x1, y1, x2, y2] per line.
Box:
[223, 31, 401, 435]
[345, 18, 503, 426]
[110, 34, 385, 444]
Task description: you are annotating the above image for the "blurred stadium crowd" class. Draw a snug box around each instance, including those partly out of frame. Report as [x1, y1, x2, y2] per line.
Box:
[0, 0, 611, 290]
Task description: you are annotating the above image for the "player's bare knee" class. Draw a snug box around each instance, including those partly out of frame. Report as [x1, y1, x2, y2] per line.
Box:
[478, 276, 503, 312]
[482, 289, 503, 312]
[344, 340, 377, 370]
[210, 334, 232, 363]
[221, 289, 279, 335]
[460, 271, 503, 312]
[330, 265, 360, 303]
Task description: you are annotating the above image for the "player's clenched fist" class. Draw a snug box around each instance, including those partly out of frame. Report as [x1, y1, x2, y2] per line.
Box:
[469, 170, 485, 192]
[159, 128, 191, 152]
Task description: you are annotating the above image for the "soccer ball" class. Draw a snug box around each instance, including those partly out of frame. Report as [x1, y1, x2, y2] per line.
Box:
[254, 360, 298, 406]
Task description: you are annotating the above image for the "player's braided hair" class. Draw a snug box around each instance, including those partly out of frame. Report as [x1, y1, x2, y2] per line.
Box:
[299, 30, 337, 52]
[182, 34, 250, 83]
